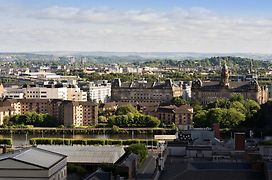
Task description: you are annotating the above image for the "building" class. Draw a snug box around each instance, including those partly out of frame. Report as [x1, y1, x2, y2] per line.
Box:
[144, 104, 193, 130]
[0, 106, 15, 125]
[38, 145, 126, 164]
[0, 99, 98, 126]
[3, 87, 25, 99]
[155, 105, 193, 130]
[88, 81, 111, 103]
[0, 84, 4, 98]
[3, 84, 87, 101]
[191, 64, 268, 105]
[67, 86, 88, 101]
[62, 101, 98, 126]
[111, 79, 182, 104]
[0, 147, 67, 180]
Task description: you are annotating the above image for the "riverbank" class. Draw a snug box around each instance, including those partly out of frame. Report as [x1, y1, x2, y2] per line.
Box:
[0, 127, 176, 135]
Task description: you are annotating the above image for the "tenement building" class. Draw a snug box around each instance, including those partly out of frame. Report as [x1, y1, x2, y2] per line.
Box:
[111, 79, 182, 104]
[0, 99, 98, 126]
[191, 64, 268, 105]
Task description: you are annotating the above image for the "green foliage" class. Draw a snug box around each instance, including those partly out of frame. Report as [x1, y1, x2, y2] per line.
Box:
[0, 138, 12, 145]
[171, 97, 187, 106]
[127, 144, 148, 164]
[194, 95, 258, 128]
[29, 138, 158, 147]
[98, 116, 107, 123]
[115, 104, 138, 115]
[7, 112, 58, 127]
[108, 113, 160, 128]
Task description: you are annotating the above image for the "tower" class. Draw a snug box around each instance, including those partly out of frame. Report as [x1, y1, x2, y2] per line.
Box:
[220, 63, 229, 87]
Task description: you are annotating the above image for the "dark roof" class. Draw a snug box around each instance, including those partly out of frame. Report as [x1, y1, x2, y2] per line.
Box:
[195, 80, 261, 92]
[114, 80, 176, 89]
[157, 105, 193, 114]
[84, 168, 112, 180]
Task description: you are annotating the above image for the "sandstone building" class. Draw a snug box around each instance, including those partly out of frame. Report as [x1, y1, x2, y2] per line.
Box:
[191, 64, 268, 105]
[0, 99, 98, 126]
[111, 79, 182, 104]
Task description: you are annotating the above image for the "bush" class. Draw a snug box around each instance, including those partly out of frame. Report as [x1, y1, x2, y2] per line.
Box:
[105, 139, 122, 145]
[122, 139, 140, 146]
[86, 139, 105, 145]
[71, 139, 86, 145]
[0, 138, 12, 145]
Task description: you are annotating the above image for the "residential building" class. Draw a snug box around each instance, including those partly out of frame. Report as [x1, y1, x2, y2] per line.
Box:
[88, 80, 111, 103]
[0, 147, 67, 180]
[111, 79, 182, 104]
[62, 101, 98, 126]
[145, 105, 193, 130]
[191, 64, 268, 105]
[0, 99, 98, 126]
[67, 86, 87, 101]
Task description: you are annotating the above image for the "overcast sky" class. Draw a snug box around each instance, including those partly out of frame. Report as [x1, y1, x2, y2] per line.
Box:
[1, 0, 272, 53]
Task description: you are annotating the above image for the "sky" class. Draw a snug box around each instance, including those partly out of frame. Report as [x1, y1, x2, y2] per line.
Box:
[0, 0, 272, 53]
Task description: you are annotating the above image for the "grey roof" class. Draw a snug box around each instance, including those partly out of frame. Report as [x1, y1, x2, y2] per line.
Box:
[38, 145, 125, 164]
[0, 147, 66, 169]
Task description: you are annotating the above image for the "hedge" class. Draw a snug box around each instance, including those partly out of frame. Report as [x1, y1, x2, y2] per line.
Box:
[0, 138, 12, 145]
[29, 138, 158, 146]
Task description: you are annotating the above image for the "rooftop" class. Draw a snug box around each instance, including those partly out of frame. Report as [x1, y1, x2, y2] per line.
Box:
[38, 145, 125, 164]
[0, 147, 66, 169]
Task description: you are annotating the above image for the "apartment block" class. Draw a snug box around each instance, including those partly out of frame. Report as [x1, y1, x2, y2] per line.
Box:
[0, 99, 98, 126]
[63, 101, 98, 126]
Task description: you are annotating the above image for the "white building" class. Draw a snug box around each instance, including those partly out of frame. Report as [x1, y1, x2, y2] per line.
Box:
[89, 80, 111, 103]
[0, 147, 67, 180]
[25, 87, 68, 100]
[4, 85, 87, 101]
[3, 87, 25, 99]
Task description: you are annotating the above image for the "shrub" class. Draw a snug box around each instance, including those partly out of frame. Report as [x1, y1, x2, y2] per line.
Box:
[0, 138, 12, 145]
[86, 139, 105, 145]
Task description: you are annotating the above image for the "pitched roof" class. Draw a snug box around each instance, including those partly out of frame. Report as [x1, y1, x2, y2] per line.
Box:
[0, 147, 66, 169]
[38, 145, 125, 164]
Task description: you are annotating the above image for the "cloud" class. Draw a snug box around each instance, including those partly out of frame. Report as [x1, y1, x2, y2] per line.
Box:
[0, 5, 272, 53]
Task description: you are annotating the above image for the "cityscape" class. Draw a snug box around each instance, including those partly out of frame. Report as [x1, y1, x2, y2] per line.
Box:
[1, 0, 272, 180]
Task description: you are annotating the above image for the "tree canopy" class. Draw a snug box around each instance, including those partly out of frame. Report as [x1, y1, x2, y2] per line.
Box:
[6, 112, 58, 127]
[193, 94, 260, 129]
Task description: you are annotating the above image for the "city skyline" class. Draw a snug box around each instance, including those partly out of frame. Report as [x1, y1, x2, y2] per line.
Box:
[0, 0, 272, 53]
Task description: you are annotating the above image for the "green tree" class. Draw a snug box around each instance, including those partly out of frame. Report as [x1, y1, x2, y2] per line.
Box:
[116, 104, 138, 115]
[193, 110, 208, 127]
[221, 108, 245, 128]
[127, 144, 148, 164]
[171, 97, 187, 106]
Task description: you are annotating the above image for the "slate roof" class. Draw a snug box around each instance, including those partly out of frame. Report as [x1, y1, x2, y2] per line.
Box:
[195, 81, 260, 92]
[0, 147, 66, 169]
[38, 145, 125, 164]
